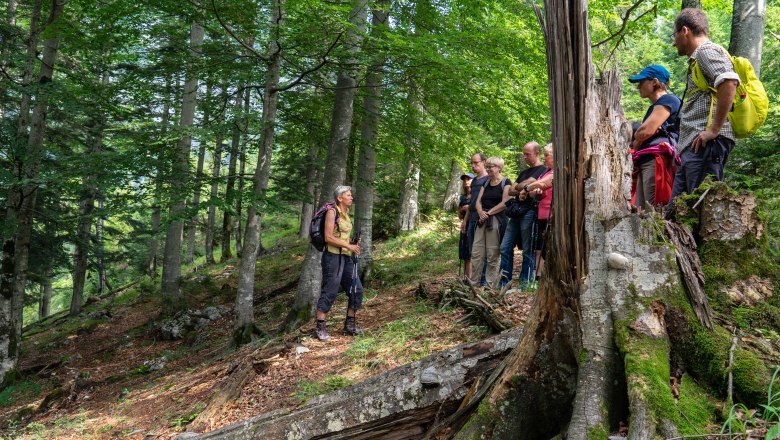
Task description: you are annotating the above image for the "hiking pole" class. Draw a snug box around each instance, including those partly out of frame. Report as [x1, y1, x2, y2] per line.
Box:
[527, 220, 537, 290]
[349, 231, 362, 298]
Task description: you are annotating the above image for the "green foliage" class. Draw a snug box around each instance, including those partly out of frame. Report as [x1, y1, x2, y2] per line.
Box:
[169, 403, 204, 428]
[294, 375, 354, 404]
[373, 212, 459, 286]
[0, 379, 43, 408]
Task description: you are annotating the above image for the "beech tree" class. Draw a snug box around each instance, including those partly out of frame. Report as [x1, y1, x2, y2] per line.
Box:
[161, 19, 204, 313]
[1, 0, 66, 387]
[233, 0, 284, 343]
[730, 0, 766, 76]
[354, 0, 390, 281]
[285, 0, 368, 331]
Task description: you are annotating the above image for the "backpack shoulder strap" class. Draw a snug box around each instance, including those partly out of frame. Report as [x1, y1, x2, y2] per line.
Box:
[690, 59, 716, 94]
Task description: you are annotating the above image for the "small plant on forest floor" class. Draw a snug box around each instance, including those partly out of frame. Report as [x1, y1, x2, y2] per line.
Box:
[721, 367, 780, 439]
[0, 379, 42, 408]
[294, 375, 354, 404]
[169, 403, 203, 428]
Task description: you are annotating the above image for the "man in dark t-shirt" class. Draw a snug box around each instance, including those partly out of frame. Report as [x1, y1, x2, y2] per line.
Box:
[463, 153, 489, 284]
[499, 142, 547, 288]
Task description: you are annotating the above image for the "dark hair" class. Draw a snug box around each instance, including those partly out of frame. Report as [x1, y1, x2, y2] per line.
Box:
[472, 153, 487, 161]
[674, 8, 709, 37]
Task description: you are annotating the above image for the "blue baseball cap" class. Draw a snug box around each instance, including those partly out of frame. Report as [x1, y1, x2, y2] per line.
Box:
[460, 173, 475, 180]
[628, 64, 670, 84]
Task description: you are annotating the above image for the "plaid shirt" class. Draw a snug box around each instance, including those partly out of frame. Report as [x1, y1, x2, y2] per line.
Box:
[678, 41, 741, 153]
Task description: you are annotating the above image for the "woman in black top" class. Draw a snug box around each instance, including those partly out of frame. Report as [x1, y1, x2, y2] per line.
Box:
[470, 157, 511, 288]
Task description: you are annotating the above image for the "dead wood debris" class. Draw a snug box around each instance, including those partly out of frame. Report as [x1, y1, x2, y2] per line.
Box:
[439, 281, 518, 333]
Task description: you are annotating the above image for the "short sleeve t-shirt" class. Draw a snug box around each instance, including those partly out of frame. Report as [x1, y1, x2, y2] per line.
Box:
[641, 94, 681, 139]
[468, 175, 489, 221]
[515, 165, 548, 208]
[479, 177, 512, 212]
[637, 94, 682, 164]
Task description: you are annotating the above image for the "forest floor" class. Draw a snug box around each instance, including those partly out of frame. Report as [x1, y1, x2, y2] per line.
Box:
[0, 215, 535, 439]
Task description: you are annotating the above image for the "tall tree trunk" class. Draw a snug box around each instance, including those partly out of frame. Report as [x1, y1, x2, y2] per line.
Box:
[236, 84, 251, 256]
[71, 68, 109, 315]
[729, 0, 766, 77]
[205, 132, 223, 265]
[354, 0, 389, 281]
[70, 190, 95, 315]
[38, 268, 52, 320]
[96, 199, 107, 294]
[285, 0, 368, 332]
[397, 80, 422, 232]
[442, 159, 462, 212]
[682, 0, 702, 8]
[1, 0, 66, 388]
[148, 78, 173, 277]
[205, 88, 227, 265]
[221, 83, 244, 262]
[161, 20, 203, 313]
[186, 82, 214, 265]
[299, 141, 321, 239]
[233, 0, 284, 345]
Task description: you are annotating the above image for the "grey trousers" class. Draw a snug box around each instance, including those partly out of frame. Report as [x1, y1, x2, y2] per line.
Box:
[635, 158, 656, 210]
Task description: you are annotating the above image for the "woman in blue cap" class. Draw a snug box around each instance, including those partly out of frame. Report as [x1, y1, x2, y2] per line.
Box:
[628, 64, 682, 210]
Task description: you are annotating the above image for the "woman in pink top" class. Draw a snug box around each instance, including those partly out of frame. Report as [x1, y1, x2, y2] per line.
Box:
[526, 144, 554, 280]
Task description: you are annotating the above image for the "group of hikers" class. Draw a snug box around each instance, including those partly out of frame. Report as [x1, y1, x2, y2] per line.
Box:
[457, 8, 751, 290]
[310, 8, 759, 341]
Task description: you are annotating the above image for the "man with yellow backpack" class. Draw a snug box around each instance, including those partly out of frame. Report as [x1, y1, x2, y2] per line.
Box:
[669, 8, 768, 201]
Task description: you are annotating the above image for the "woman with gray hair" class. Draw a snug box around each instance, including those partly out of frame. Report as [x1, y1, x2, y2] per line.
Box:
[314, 185, 363, 341]
[470, 156, 512, 288]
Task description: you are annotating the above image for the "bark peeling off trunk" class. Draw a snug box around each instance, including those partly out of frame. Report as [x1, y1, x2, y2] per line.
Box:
[194, 328, 522, 439]
[699, 183, 763, 242]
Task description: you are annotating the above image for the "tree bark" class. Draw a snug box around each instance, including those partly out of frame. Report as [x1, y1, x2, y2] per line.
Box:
[235, 84, 251, 256]
[285, 0, 368, 331]
[38, 268, 52, 320]
[233, 1, 284, 344]
[205, 88, 227, 265]
[682, 0, 701, 8]
[186, 82, 213, 265]
[299, 141, 320, 239]
[148, 78, 173, 277]
[442, 159, 462, 212]
[96, 198, 107, 294]
[161, 20, 203, 313]
[397, 80, 422, 233]
[729, 0, 766, 77]
[71, 68, 109, 315]
[221, 82, 244, 262]
[354, 1, 389, 281]
[1, 0, 66, 388]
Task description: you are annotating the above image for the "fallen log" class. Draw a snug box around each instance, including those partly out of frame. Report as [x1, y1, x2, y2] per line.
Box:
[191, 327, 522, 439]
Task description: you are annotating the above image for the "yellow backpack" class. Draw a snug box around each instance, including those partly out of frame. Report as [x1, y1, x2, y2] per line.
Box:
[690, 53, 768, 138]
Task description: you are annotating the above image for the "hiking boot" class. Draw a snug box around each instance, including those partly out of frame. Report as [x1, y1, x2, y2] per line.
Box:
[315, 320, 331, 341]
[343, 316, 364, 336]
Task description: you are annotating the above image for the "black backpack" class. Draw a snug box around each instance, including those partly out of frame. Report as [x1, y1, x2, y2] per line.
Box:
[309, 203, 340, 251]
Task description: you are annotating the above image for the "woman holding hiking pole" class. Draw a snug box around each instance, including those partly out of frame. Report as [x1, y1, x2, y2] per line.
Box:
[314, 185, 363, 342]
